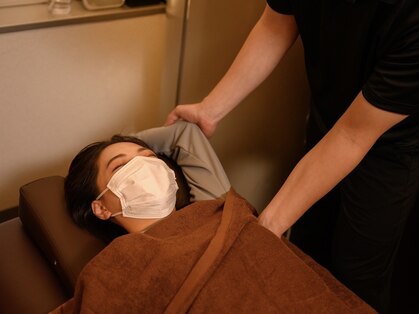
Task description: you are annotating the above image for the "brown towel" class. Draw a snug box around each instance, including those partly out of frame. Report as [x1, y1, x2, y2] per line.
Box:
[52, 189, 375, 314]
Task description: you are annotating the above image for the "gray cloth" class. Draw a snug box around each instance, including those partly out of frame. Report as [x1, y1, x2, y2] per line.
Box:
[134, 121, 231, 201]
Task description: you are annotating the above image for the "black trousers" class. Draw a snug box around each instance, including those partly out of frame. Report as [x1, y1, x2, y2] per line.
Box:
[290, 114, 419, 314]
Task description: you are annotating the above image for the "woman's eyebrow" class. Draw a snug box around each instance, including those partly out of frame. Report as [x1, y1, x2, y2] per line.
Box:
[106, 154, 126, 169]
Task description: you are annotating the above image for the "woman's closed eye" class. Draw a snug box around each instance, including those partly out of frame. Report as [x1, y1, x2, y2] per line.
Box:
[112, 163, 126, 172]
[111, 153, 156, 172]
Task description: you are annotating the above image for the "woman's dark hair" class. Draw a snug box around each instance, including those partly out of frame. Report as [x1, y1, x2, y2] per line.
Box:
[64, 135, 191, 243]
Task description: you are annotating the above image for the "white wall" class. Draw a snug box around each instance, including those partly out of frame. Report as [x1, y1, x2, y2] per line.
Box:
[0, 14, 168, 210]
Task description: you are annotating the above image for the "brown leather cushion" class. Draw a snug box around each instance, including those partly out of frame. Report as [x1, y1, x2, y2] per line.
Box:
[0, 218, 68, 313]
[19, 176, 105, 294]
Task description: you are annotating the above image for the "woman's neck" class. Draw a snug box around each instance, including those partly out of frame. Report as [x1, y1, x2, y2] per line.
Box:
[114, 207, 176, 233]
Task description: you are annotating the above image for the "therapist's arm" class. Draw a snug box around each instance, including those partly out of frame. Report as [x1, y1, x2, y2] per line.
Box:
[165, 5, 299, 137]
[258, 92, 408, 236]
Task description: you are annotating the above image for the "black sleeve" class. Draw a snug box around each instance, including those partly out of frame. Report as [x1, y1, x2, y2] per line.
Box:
[266, 0, 293, 15]
[363, 8, 419, 115]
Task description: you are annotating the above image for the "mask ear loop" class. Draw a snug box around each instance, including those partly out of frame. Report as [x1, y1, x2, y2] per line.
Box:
[96, 188, 109, 200]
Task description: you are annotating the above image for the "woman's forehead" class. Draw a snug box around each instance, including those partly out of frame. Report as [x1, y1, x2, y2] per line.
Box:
[99, 142, 144, 162]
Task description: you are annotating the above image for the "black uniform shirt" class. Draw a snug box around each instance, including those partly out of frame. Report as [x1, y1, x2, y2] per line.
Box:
[267, 0, 419, 150]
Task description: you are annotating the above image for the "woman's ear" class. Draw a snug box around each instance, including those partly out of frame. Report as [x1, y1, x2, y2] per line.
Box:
[91, 200, 112, 220]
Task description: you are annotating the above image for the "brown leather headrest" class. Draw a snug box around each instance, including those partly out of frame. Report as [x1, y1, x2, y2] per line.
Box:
[19, 176, 105, 294]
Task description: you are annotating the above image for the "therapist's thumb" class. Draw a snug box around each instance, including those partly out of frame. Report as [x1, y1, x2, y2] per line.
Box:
[164, 104, 216, 138]
[164, 104, 198, 126]
[164, 109, 181, 126]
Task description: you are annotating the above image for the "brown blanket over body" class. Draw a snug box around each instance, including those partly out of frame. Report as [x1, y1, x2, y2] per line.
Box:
[53, 189, 375, 313]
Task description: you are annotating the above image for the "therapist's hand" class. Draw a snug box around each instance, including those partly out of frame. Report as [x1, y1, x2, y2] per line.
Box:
[164, 102, 218, 138]
[258, 209, 287, 237]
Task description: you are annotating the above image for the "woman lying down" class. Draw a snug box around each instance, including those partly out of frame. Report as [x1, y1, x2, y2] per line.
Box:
[53, 121, 374, 313]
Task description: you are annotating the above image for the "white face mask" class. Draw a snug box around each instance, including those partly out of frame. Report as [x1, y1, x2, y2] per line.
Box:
[96, 156, 178, 219]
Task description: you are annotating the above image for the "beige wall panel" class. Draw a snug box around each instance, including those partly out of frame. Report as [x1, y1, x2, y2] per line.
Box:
[178, 0, 310, 211]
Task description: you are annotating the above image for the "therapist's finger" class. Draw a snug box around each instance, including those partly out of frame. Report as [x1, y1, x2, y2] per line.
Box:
[164, 104, 199, 126]
[164, 104, 217, 138]
[164, 109, 181, 126]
